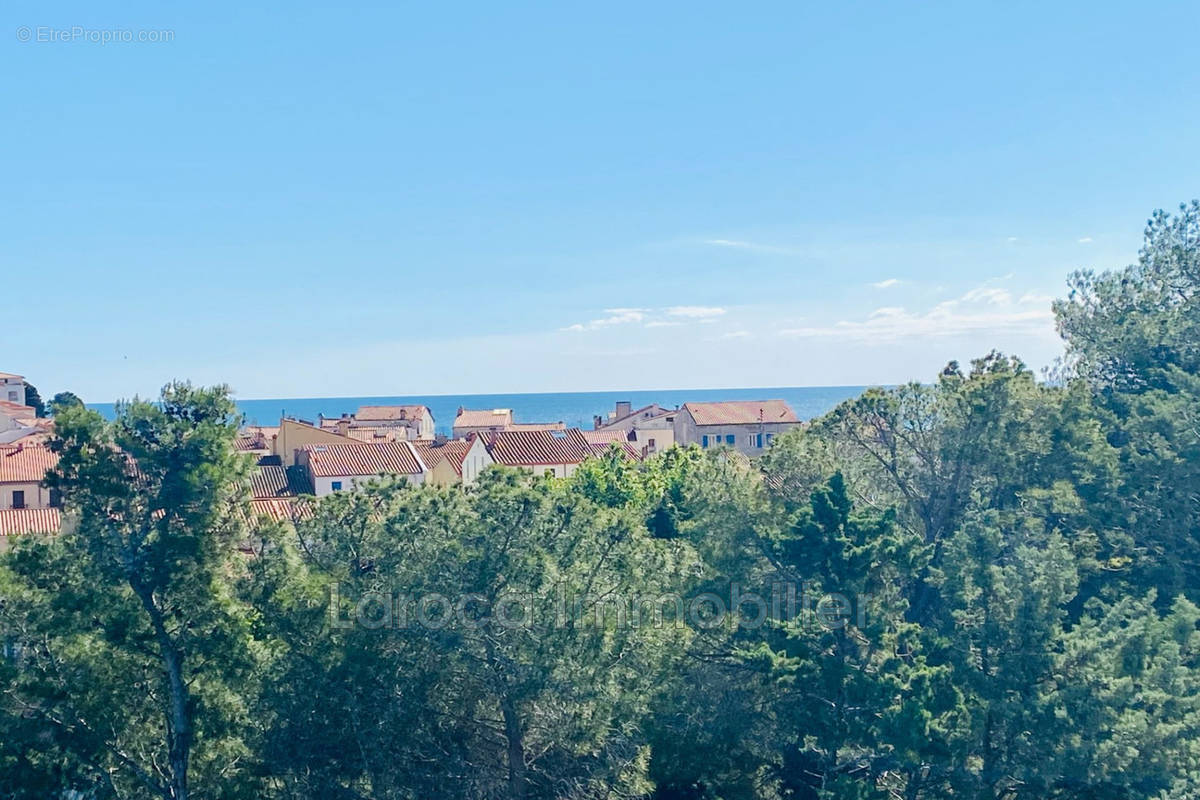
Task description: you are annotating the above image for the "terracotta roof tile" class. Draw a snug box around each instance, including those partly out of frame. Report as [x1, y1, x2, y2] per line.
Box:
[355, 405, 430, 422]
[413, 439, 473, 476]
[0, 372, 24, 380]
[588, 440, 643, 461]
[302, 441, 425, 478]
[0, 445, 58, 483]
[250, 498, 312, 523]
[251, 465, 311, 498]
[683, 400, 799, 426]
[507, 422, 567, 432]
[344, 426, 405, 443]
[454, 408, 513, 429]
[582, 429, 633, 445]
[0, 400, 36, 417]
[0, 507, 61, 536]
[486, 428, 592, 467]
[234, 426, 278, 451]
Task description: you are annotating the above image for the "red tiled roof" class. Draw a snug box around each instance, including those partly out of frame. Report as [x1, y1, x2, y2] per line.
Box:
[683, 400, 799, 426]
[344, 426, 404, 443]
[0, 372, 24, 380]
[454, 408, 513, 429]
[251, 465, 310, 498]
[302, 441, 425, 478]
[582, 429, 632, 445]
[0, 508, 61, 536]
[234, 426, 278, 452]
[598, 403, 671, 429]
[355, 405, 430, 422]
[413, 439, 473, 476]
[5, 430, 51, 446]
[588, 441, 643, 461]
[0, 445, 58, 483]
[0, 400, 35, 417]
[507, 422, 566, 432]
[250, 498, 312, 523]
[486, 428, 592, 467]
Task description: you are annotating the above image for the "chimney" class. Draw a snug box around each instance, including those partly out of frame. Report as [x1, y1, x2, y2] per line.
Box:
[336, 419, 350, 436]
[593, 415, 603, 430]
[457, 406, 465, 418]
[615, 401, 632, 419]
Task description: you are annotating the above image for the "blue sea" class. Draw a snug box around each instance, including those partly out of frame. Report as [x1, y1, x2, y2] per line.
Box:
[90, 386, 872, 436]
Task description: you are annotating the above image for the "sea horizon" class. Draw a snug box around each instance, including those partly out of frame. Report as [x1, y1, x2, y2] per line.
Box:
[88, 385, 874, 436]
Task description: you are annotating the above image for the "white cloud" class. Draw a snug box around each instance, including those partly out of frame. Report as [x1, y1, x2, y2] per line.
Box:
[777, 287, 1055, 343]
[1077, 236, 1093, 244]
[700, 238, 796, 254]
[562, 305, 725, 332]
[666, 305, 726, 319]
[1006, 236, 1019, 243]
[717, 330, 751, 339]
[960, 286, 1012, 305]
[560, 307, 648, 332]
[1018, 292, 1055, 306]
[870, 278, 902, 289]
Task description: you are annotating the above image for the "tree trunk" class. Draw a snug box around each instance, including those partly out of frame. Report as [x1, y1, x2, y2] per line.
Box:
[500, 694, 527, 800]
[131, 576, 191, 800]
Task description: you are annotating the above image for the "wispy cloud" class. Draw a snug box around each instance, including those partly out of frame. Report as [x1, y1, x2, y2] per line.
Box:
[960, 287, 1011, 305]
[777, 286, 1054, 343]
[716, 330, 751, 340]
[665, 305, 726, 319]
[870, 278, 902, 289]
[1077, 236, 1093, 244]
[563, 305, 726, 332]
[560, 308, 648, 332]
[700, 238, 797, 255]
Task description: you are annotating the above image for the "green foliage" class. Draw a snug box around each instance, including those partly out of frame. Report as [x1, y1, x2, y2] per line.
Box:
[48, 390, 85, 415]
[0, 383, 261, 799]
[4, 203, 1200, 799]
[21, 382, 45, 417]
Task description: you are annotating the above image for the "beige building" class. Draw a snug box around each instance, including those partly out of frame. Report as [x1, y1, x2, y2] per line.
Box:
[452, 408, 513, 438]
[273, 418, 358, 467]
[348, 405, 435, 441]
[0, 444, 59, 510]
[453, 408, 567, 440]
[298, 440, 427, 496]
[414, 436, 493, 487]
[593, 402, 677, 456]
[673, 400, 800, 456]
[0, 372, 26, 407]
[485, 428, 593, 479]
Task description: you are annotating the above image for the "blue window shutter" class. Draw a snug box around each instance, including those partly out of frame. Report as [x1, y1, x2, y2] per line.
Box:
[702, 435, 708, 447]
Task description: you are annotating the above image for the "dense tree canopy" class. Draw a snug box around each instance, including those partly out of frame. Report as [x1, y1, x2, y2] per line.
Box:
[2, 202, 1200, 798]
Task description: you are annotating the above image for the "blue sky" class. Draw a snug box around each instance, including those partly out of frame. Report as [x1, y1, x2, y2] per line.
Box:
[4, 1, 1199, 402]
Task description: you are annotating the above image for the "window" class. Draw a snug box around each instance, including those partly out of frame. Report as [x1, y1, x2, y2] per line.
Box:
[49, 489, 62, 508]
[766, 433, 774, 445]
[725, 434, 735, 445]
[331, 481, 343, 491]
[756, 433, 763, 448]
[647, 438, 656, 448]
[701, 435, 709, 447]
[6, 391, 15, 402]
[12, 490, 25, 509]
